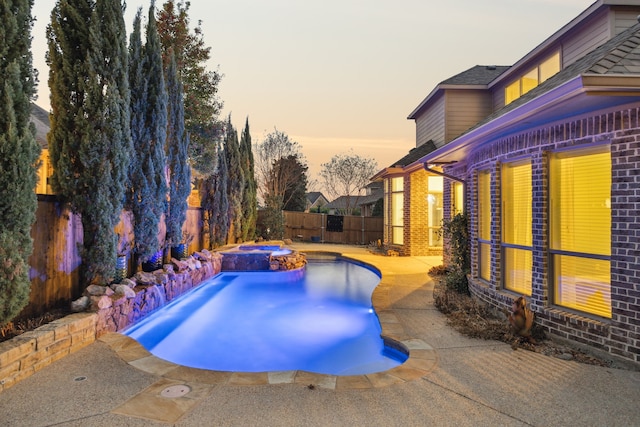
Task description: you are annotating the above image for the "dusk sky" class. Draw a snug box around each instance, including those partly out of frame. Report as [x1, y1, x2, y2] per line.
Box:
[31, 0, 594, 188]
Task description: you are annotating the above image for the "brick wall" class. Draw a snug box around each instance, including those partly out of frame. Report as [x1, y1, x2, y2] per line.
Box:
[443, 107, 640, 367]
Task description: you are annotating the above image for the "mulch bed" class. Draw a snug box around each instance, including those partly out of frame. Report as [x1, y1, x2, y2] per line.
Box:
[0, 308, 70, 344]
[432, 278, 612, 367]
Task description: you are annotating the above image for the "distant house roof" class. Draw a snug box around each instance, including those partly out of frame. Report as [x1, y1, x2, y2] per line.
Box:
[30, 103, 49, 149]
[306, 192, 328, 206]
[326, 190, 383, 211]
[357, 188, 383, 207]
[408, 65, 509, 119]
[325, 195, 349, 210]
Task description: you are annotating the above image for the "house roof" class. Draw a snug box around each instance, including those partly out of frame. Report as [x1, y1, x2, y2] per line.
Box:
[324, 196, 350, 210]
[389, 141, 437, 168]
[357, 189, 384, 206]
[441, 65, 511, 86]
[30, 103, 49, 149]
[414, 20, 640, 166]
[370, 141, 438, 181]
[407, 65, 509, 119]
[306, 192, 327, 204]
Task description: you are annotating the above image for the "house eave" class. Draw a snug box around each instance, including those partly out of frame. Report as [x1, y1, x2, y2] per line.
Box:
[408, 74, 640, 166]
[370, 166, 405, 181]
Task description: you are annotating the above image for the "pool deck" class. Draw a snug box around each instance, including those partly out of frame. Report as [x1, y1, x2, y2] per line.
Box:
[1, 243, 639, 426]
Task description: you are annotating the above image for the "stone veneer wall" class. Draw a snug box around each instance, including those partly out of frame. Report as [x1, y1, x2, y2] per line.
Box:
[0, 251, 222, 392]
[442, 108, 640, 367]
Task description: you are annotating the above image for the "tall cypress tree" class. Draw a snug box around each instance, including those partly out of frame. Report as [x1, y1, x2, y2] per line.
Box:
[165, 49, 191, 248]
[0, 0, 40, 324]
[82, 0, 132, 284]
[224, 116, 244, 243]
[127, 4, 167, 263]
[201, 140, 228, 248]
[48, 0, 132, 285]
[239, 118, 257, 241]
[46, 0, 93, 198]
[156, 0, 222, 177]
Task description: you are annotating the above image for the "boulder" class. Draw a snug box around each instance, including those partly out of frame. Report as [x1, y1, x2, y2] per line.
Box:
[70, 296, 90, 312]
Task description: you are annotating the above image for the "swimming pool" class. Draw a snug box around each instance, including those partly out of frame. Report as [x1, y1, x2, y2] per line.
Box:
[123, 258, 407, 375]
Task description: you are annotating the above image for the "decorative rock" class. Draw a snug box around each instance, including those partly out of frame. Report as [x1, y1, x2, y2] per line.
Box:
[91, 295, 113, 310]
[120, 278, 137, 289]
[85, 284, 114, 297]
[112, 284, 136, 299]
[70, 296, 90, 312]
[153, 271, 169, 284]
[163, 263, 175, 274]
[85, 284, 104, 296]
[171, 258, 188, 271]
[194, 259, 202, 269]
[135, 271, 157, 286]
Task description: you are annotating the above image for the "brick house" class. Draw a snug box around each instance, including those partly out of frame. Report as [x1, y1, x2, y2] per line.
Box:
[383, 0, 640, 365]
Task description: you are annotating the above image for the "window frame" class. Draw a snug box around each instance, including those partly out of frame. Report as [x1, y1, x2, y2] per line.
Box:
[477, 169, 492, 282]
[389, 176, 404, 245]
[548, 144, 612, 318]
[501, 159, 533, 295]
[505, 51, 560, 105]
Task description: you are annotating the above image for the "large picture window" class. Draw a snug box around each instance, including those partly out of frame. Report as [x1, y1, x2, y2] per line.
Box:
[477, 170, 491, 281]
[549, 147, 611, 318]
[502, 160, 532, 295]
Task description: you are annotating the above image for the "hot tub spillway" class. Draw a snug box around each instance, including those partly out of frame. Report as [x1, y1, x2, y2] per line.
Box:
[220, 244, 307, 272]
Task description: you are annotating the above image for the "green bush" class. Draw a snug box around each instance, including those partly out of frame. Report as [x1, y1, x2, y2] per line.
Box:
[440, 212, 470, 294]
[0, 232, 30, 325]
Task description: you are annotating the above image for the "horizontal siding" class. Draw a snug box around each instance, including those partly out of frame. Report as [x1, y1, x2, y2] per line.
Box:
[563, 10, 610, 67]
[613, 8, 640, 34]
[415, 93, 445, 148]
[445, 90, 493, 142]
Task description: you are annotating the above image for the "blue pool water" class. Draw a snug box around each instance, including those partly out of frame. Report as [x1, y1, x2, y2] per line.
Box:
[123, 259, 407, 375]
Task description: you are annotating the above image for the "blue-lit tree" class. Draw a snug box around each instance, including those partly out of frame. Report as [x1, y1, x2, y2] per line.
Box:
[165, 49, 191, 248]
[127, 4, 167, 264]
[0, 0, 40, 324]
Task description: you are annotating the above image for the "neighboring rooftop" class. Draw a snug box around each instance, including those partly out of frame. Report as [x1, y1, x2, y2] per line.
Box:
[30, 103, 49, 148]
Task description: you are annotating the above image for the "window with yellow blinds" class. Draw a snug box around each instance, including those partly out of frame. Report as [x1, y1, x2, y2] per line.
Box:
[502, 160, 532, 295]
[549, 147, 611, 318]
[390, 177, 404, 245]
[477, 170, 491, 281]
[453, 182, 464, 215]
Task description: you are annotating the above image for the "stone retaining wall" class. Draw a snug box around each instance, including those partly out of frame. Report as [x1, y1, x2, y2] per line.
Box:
[0, 251, 222, 393]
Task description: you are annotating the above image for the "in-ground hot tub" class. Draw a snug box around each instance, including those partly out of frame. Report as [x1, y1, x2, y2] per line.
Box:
[220, 243, 305, 271]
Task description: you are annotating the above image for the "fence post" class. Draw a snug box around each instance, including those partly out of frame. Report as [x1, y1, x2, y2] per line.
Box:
[361, 215, 365, 245]
[321, 213, 325, 243]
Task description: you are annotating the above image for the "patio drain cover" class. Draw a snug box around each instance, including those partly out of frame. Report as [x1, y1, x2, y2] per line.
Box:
[160, 384, 191, 398]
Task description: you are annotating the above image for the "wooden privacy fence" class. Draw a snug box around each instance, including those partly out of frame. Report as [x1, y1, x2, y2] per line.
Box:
[23, 196, 205, 318]
[282, 211, 382, 245]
